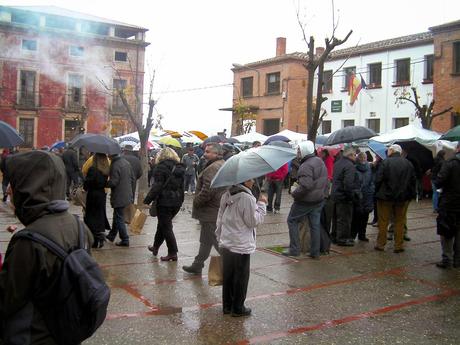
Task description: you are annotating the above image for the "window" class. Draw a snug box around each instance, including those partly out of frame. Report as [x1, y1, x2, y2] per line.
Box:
[453, 42, 460, 74]
[19, 70, 36, 107]
[112, 79, 127, 111]
[68, 74, 83, 107]
[70, 46, 84, 57]
[393, 117, 409, 129]
[45, 15, 75, 31]
[395, 58, 410, 85]
[114, 51, 128, 62]
[368, 63, 382, 87]
[343, 120, 355, 128]
[367, 119, 380, 133]
[322, 70, 333, 93]
[22, 39, 37, 51]
[424, 55, 434, 82]
[64, 120, 80, 142]
[19, 118, 34, 148]
[241, 77, 253, 98]
[263, 118, 280, 136]
[266, 72, 280, 94]
[322, 120, 331, 134]
[343, 67, 356, 90]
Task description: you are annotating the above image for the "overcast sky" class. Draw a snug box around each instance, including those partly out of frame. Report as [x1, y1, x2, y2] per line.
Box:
[8, 0, 460, 135]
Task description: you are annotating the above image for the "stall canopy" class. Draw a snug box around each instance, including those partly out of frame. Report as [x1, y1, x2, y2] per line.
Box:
[232, 132, 268, 143]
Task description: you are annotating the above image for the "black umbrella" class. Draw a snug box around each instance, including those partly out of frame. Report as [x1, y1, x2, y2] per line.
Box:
[0, 120, 24, 148]
[203, 135, 227, 145]
[325, 126, 376, 146]
[268, 140, 292, 148]
[226, 137, 240, 144]
[264, 135, 290, 144]
[396, 141, 434, 174]
[70, 133, 121, 155]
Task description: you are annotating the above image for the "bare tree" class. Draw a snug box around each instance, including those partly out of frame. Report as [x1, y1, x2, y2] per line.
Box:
[396, 86, 453, 129]
[99, 65, 156, 204]
[234, 98, 256, 135]
[297, 0, 352, 142]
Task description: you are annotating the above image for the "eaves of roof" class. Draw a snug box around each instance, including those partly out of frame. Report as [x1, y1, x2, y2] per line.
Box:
[429, 19, 460, 33]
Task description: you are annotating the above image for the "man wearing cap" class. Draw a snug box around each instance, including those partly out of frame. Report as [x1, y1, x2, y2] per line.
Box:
[284, 141, 328, 258]
[374, 144, 416, 253]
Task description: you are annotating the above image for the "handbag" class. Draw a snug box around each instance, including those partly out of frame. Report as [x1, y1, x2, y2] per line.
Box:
[149, 166, 176, 217]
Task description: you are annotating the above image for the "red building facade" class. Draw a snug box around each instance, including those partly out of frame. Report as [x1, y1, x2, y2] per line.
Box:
[0, 6, 149, 148]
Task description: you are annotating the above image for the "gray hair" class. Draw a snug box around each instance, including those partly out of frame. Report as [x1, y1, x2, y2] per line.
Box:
[205, 142, 223, 156]
[389, 144, 402, 154]
[343, 147, 355, 157]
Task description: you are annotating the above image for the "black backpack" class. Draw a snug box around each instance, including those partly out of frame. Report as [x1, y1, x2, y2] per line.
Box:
[14, 216, 110, 345]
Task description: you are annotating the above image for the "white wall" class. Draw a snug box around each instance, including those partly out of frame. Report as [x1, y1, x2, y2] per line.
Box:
[318, 43, 433, 134]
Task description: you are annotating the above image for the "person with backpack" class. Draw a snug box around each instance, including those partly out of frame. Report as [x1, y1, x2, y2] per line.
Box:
[0, 150, 109, 345]
[144, 148, 185, 261]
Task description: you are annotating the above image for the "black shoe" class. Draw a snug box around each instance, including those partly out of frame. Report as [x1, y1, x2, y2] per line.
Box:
[309, 255, 320, 260]
[436, 261, 451, 269]
[223, 307, 231, 315]
[2, 195, 7, 202]
[232, 307, 251, 317]
[92, 239, 105, 249]
[337, 241, 354, 247]
[182, 264, 202, 275]
[160, 254, 177, 262]
[358, 237, 370, 242]
[387, 234, 393, 241]
[374, 246, 384, 251]
[393, 248, 405, 253]
[106, 235, 115, 243]
[404, 235, 411, 241]
[282, 250, 300, 257]
[115, 241, 129, 247]
[148, 245, 159, 256]
[266, 208, 273, 213]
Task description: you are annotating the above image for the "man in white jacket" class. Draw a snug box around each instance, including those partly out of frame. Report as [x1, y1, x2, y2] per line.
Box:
[215, 179, 267, 317]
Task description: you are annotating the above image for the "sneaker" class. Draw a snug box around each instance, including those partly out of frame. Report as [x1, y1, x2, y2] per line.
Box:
[232, 306, 251, 317]
[182, 264, 202, 275]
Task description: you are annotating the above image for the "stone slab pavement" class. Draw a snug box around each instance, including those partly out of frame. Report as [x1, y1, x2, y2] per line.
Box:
[1, 193, 459, 344]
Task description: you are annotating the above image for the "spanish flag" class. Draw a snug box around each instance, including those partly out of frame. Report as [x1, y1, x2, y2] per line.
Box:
[349, 74, 367, 105]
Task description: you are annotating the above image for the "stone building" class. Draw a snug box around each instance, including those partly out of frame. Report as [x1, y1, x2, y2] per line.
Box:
[0, 5, 149, 148]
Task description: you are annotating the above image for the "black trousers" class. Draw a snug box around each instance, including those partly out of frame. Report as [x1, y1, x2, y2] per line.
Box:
[222, 248, 250, 313]
[154, 206, 180, 254]
[332, 201, 353, 243]
[351, 208, 370, 239]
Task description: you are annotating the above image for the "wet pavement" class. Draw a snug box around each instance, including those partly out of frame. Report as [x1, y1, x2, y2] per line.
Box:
[1, 193, 459, 344]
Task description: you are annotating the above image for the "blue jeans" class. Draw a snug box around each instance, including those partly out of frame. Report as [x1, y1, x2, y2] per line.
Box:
[109, 207, 129, 243]
[432, 182, 439, 211]
[267, 180, 283, 211]
[287, 201, 324, 257]
[184, 174, 196, 193]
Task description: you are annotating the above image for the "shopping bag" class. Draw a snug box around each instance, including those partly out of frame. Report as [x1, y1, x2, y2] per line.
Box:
[129, 209, 147, 235]
[208, 255, 223, 286]
[72, 185, 87, 208]
[123, 204, 136, 224]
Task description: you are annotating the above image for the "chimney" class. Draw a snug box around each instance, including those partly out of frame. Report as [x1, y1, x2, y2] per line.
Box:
[315, 47, 325, 57]
[276, 37, 286, 57]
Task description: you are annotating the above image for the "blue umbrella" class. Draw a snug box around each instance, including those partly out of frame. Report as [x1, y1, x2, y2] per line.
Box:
[264, 135, 290, 144]
[315, 135, 328, 146]
[211, 145, 296, 188]
[50, 141, 66, 150]
[367, 140, 387, 159]
[0, 120, 24, 148]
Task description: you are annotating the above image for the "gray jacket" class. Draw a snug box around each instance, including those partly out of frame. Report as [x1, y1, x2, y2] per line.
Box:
[181, 153, 199, 176]
[107, 156, 135, 208]
[291, 154, 328, 205]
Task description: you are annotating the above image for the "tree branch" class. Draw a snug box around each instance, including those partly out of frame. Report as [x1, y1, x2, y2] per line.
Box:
[398, 96, 418, 108]
[432, 106, 453, 117]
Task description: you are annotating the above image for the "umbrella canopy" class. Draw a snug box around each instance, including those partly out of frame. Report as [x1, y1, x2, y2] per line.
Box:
[367, 140, 387, 159]
[315, 134, 330, 146]
[69, 133, 121, 155]
[133, 140, 160, 151]
[276, 129, 309, 143]
[0, 120, 24, 148]
[211, 145, 296, 188]
[203, 135, 227, 145]
[50, 141, 66, 151]
[371, 124, 440, 144]
[439, 125, 460, 142]
[232, 132, 268, 143]
[226, 137, 240, 144]
[189, 130, 208, 140]
[267, 140, 291, 148]
[163, 130, 183, 138]
[264, 135, 290, 144]
[397, 141, 434, 174]
[325, 126, 376, 146]
[159, 136, 182, 148]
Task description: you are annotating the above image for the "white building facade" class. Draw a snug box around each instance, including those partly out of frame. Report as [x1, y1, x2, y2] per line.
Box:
[318, 32, 434, 134]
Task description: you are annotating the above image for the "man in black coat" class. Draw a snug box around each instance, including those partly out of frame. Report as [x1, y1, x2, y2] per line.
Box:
[374, 144, 415, 253]
[61, 145, 81, 198]
[433, 142, 460, 268]
[106, 155, 135, 247]
[331, 147, 358, 246]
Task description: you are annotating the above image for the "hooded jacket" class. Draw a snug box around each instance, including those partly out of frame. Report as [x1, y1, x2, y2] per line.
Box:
[215, 184, 266, 254]
[0, 151, 93, 345]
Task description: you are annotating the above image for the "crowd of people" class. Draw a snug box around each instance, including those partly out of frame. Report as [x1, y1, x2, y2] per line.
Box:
[0, 135, 459, 341]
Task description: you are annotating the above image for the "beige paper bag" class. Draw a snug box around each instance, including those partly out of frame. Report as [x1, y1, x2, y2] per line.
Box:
[208, 256, 223, 286]
[129, 209, 147, 235]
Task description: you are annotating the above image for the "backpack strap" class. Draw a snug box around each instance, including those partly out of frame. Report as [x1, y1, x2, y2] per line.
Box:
[75, 215, 85, 250]
[14, 230, 68, 260]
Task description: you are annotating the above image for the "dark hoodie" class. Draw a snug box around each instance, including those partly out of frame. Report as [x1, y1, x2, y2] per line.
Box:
[0, 151, 93, 345]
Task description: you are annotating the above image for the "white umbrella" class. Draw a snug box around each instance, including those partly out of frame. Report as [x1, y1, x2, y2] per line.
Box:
[232, 132, 268, 143]
[211, 145, 296, 188]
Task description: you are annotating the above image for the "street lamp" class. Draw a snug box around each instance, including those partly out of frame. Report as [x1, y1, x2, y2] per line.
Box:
[232, 63, 260, 97]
